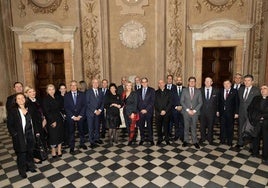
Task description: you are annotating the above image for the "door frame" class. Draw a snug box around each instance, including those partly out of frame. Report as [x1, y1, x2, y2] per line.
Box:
[194, 40, 244, 87]
[22, 42, 73, 89]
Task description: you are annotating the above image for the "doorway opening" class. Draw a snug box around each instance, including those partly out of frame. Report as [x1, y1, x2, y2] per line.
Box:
[202, 47, 235, 88]
[32, 50, 65, 97]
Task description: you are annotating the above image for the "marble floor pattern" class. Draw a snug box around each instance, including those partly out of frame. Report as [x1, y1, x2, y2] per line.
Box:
[0, 122, 268, 188]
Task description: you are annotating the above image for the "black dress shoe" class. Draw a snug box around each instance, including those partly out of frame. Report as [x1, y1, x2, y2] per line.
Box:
[90, 143, 97, 148]
[156, 140, 162, 145]
[166, 141, 170, 145]
[182, 142, 188, 147]
[194, 143, 200, 149]
[235, 144, 242, 149]
[19, 171, 27, 178]
[70, 148, 75, 154]
[139, 141, 144, 145]
[79, 144, 87, 150]
[174, 137, 179, 141]
[96, 140, 103, 144]
[150, 141, 154, 146]
[29, 169, 37, 173]
[262, 159, 268, 165]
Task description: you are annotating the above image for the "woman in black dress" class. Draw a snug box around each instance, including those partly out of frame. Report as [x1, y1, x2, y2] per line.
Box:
[7, 93, 36, 178]
[42, 84, 64, 158]
[104, 83, 122, 145]
[24, 86, 47, 163]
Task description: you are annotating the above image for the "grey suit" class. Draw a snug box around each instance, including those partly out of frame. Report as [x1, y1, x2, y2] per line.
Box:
[180, 87, 203, 144]
[237, 86, 260, 146]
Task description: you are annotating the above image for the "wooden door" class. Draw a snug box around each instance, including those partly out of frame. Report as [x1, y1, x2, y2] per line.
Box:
[32, 50, 65, 97]
[202, 47, 234, 88]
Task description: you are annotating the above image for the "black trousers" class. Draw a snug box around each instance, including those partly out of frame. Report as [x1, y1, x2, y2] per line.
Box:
[252, 121, 268, 160]
[200, 112, 215, 143]
[220, 112, 234, 145]
[155, 114, 170, 142]
[16, 150, 35, 174]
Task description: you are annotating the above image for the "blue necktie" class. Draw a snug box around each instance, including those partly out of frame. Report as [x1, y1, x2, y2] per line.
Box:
[73, 92, 77, 105]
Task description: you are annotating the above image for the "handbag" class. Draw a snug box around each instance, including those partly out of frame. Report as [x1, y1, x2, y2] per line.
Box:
[33, 136, 48, 161]
[242, 118, 260, 140]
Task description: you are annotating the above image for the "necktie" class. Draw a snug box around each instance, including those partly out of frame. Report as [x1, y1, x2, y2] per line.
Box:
[190, 88, 194, 99]
[235, 84, 238, 90]
[73, 92, 77, 105]
[142, 88, 146, 100]
[225, 90, 229, 100]
[244, 88, 249, 100]
[206, 89, 209, 100]
[95, 89, 98, 97]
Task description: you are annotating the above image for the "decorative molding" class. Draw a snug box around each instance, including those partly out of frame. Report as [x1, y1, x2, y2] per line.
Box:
[115, 0, 148, 15]
[119, 20, 146, 49]
[81, 0, 101, 82]
[189, 19, 253, 53]
[167, 0, 185, 78]
[201, 0, 237, 12]
[11, 21, 76, 54]
[251, 0, 264, 83]
[28, 0, 62, 13]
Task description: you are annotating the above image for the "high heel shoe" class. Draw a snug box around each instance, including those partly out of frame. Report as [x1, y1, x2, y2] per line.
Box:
[58, 153, 62, 157]
[52, 155, 57, 158]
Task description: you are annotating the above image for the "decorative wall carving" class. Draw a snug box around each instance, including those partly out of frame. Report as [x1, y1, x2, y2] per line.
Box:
[251, 0, 264, 83]
[115, 0, 148, 15]
[119, 20, 146, 49]
[81, 0, 101, 82]
[18, 0, 69, 17]
[167, 0, 185, 78]
[196, 0, 244, 12]
[28, 0, 62, 13]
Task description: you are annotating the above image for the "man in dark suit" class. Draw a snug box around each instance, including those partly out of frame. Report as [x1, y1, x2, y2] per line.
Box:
[117, 76, 127, 97]
[217, 79, 239, 146]
[172, 76, 185, 142]
[200, 77, 219, 145]
[100, 79, 109, 138]
[236, 74, 260, 148]
[233, 73, 244, 90]
[165, 75, 176, 138]
[180, 76, 203, 149]
[137, 77, 155, 146]
[64, 80, 87, 154]
[86, 79, 104, 148]
[155, 80, 172, 145]
[134, 76, 142, 91]
[6, 82, 24, 112]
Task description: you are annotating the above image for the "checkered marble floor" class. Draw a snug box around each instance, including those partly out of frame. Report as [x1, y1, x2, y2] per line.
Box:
[0, 122, 268, 188]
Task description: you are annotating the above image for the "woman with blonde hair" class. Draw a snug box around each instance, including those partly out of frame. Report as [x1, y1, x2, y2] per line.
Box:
[42, 84, 64, 158]
[122, 81, 138, 145]
[24, 86, 47, 163]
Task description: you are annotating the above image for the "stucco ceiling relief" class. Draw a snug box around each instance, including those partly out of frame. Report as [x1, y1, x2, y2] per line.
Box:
[115, 0, 148, 15]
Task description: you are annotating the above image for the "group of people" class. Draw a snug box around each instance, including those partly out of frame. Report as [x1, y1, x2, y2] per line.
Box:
[5, 73, 268, 178]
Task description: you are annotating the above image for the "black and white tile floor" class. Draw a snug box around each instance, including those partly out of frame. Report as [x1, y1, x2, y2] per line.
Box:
[0, 122, 268, 188]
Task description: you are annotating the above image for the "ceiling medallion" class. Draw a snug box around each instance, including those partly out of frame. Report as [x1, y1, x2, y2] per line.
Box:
[119, 20, 146, 49]
[28, 0, 62, 13]
[202, 0, 237, 12]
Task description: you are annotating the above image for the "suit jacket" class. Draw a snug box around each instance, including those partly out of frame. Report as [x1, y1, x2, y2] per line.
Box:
[154, 89, 172, 116]
[123, 91, 138, 116]
[218, 88, 239, 116]
[134, 85, 142, 91]
[172, 86, 185, 109]
[6, 94, 16, 112]
[7, 108, 34, 152]
[180, 87, 203, 115]
[137, 87, 155, 115]
[64, 91, 86, 120]
[117, 85, 125, 97]
[165, 84, 176, 92]
[86, 88, 104, 117]
[200, 87, 219, 115]
[238, 86, 260, 117]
